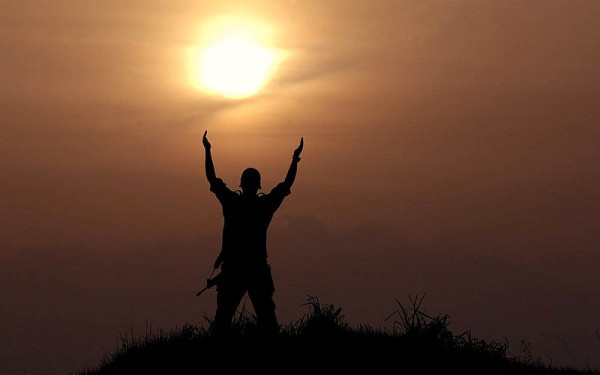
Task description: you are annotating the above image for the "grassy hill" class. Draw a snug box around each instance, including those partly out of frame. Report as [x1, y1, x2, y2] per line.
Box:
[82, 296, 593, 374]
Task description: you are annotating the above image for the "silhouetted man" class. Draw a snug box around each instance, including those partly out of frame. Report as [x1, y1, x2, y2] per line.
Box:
[202, 130, 303, 335]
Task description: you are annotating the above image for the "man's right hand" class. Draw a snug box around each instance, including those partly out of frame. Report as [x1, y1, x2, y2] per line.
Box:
[202, 130, 211, 150]
[293, 137, 304, 161]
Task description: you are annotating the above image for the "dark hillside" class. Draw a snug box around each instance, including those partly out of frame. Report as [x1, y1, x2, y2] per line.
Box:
[83, 296, 592, 374]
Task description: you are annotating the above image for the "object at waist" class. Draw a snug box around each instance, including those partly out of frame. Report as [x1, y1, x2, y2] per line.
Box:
[220, 244, 268, 260]
[222, 258, 270, 271]
[221, 235, 268, 250]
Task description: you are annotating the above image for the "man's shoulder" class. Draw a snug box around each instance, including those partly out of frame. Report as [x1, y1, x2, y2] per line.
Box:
[209, 177, 226, 191]
[269, 182, 291, 197]
[210, 179, 242, 205]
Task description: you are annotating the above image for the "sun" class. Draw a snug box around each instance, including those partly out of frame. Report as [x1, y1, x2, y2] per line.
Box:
[201, 36, 275, 99]
[192, 21, 278, 99]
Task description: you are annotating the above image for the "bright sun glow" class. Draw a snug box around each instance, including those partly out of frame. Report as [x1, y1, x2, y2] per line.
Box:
[192, 20, 278, 99]
[201, 37, 275, 98]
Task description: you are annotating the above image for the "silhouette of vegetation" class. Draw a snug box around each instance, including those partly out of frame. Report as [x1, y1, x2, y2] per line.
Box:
[82, 296, 596, 374]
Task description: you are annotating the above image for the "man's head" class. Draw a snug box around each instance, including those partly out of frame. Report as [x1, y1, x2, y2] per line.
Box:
[240, 168, 261, 195]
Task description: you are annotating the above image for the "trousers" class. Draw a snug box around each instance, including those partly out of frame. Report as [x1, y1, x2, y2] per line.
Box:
[212, 263, 278, 335]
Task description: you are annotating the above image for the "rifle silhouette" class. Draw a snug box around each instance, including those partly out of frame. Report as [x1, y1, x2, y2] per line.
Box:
[196, 272, 222, 297]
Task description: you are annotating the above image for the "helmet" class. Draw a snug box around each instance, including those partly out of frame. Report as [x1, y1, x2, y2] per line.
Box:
[240, 168, 261, 190]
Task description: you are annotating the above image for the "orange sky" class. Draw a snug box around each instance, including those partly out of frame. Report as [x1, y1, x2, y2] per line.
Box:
[1, 1, 600, 372]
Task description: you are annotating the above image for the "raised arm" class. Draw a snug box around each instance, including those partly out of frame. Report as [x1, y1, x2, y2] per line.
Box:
[203, 130, 217, 184]
[284, 137, 303, 187]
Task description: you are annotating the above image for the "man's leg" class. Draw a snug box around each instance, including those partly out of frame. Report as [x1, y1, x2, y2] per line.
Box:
[248, 265, 278, 335]
[212, 277, 246, 336]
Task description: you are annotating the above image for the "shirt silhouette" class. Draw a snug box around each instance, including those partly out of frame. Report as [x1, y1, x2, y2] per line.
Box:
[202, 131, 303, 335]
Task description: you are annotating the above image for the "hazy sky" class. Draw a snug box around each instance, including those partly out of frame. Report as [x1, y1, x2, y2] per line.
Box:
[1, 1, 600, 372]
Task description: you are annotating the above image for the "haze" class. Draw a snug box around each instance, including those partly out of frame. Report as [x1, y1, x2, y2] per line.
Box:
[1, 1, 599, 372]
